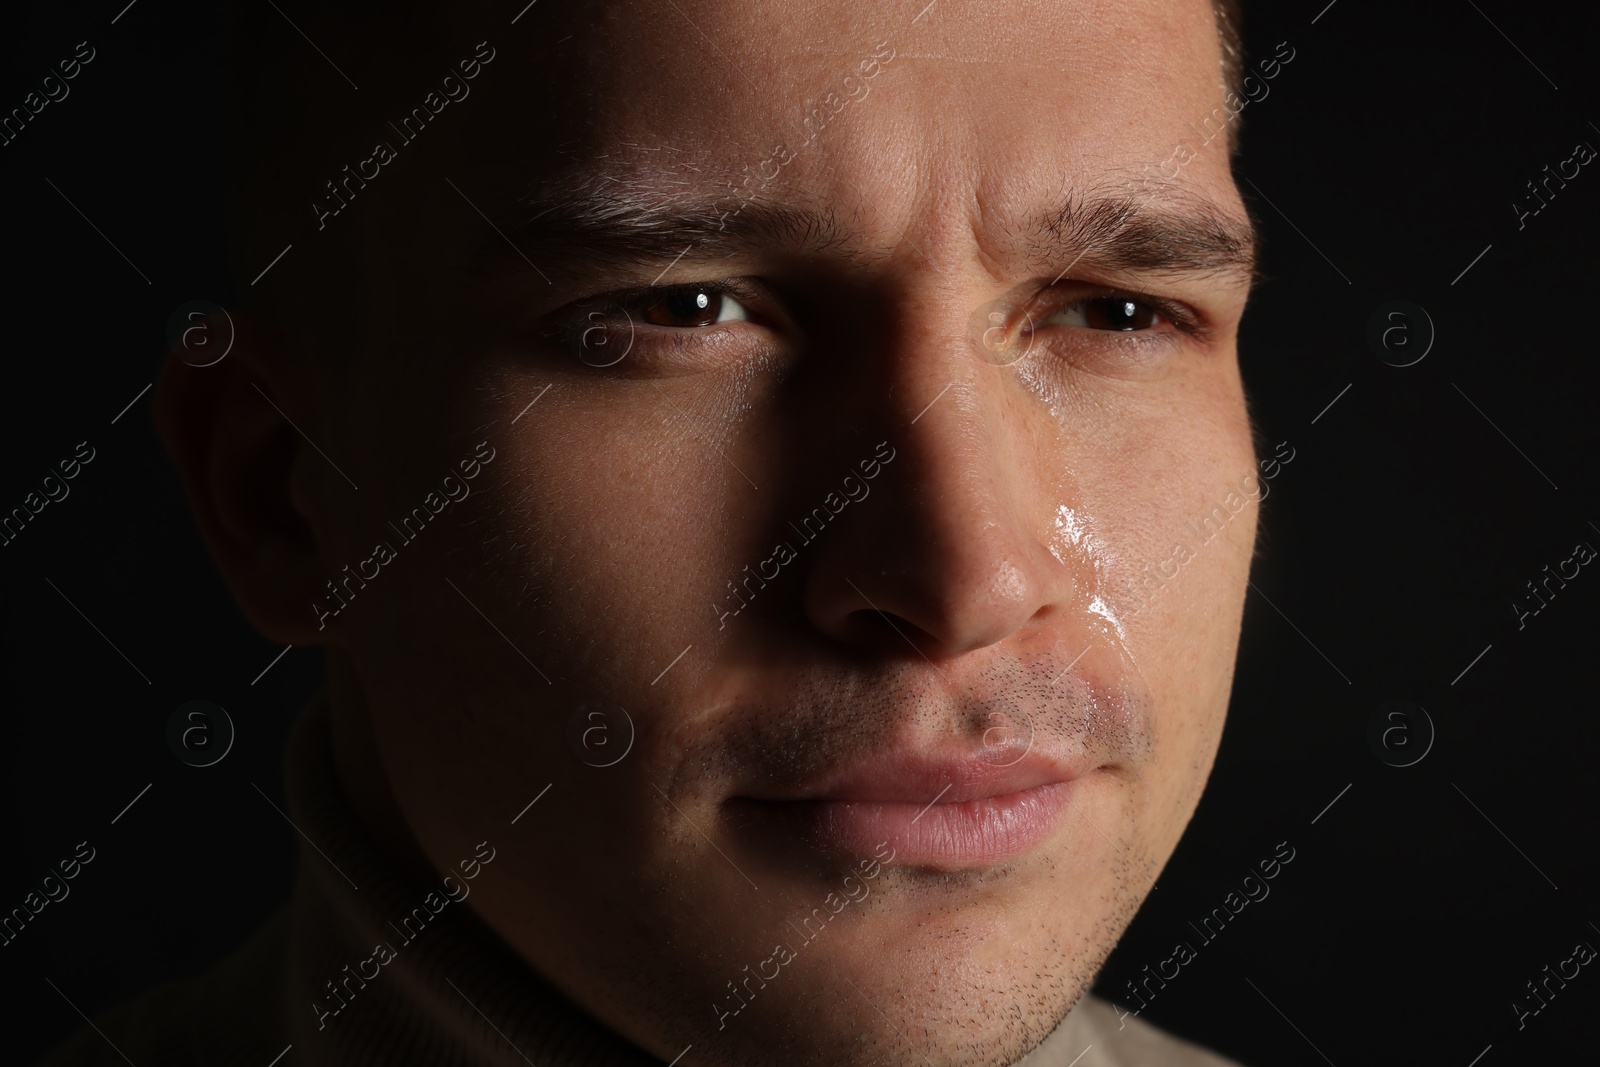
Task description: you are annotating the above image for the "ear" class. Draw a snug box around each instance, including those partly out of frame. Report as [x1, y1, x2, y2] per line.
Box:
[153, 313, 336, 645]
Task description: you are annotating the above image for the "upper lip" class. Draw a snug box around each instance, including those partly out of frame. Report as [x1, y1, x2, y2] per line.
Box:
[738, 748, 1084, 806]
[712, 661, 1148, 810]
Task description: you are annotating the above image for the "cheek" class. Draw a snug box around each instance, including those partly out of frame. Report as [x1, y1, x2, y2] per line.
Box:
[494, 373, 772, 682]
[1031, 366, 1255, 634]
[1052, 367, 1253, 804]
[1129, 420, 1254, 637]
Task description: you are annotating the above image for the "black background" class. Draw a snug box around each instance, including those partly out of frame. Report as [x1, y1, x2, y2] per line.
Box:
[2, 1, 1597, 1064]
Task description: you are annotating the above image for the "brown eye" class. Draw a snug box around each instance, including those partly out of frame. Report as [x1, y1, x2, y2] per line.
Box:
[1048, 296, 1163, 331]
[639, 287, 748, 328]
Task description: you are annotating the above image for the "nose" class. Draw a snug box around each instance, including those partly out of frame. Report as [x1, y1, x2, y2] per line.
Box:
[801, 312, 1088, 660]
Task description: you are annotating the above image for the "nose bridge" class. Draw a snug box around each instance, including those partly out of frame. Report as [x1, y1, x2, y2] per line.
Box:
[798, 254, 1091, 657]
[892, 300, 1064, 589]
[880, 212, 1040, 546]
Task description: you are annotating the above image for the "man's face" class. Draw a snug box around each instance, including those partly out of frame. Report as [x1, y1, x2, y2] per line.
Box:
[291, 0, 1256, 1063]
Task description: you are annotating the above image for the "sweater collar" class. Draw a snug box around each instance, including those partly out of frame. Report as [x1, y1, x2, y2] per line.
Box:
[282, 691, 660, 1066]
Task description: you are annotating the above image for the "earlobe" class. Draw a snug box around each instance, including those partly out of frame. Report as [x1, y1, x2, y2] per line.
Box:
[153, 315, 335, 645]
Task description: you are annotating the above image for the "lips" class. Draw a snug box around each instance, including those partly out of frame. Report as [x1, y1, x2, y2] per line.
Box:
[726, 751, 1088, 869]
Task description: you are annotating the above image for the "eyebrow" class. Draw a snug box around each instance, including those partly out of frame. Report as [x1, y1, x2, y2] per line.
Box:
[467, 178, 1257, 288]
[475, 192, 863, 276]
[1028, 188, 1258, 286]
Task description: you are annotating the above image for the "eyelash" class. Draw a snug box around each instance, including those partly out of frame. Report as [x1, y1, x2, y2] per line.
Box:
[1041, 288, 1203, 337]
[561, 280, 758, 329]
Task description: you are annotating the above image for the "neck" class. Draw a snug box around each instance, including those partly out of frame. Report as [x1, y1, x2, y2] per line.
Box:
[325, 648, 440, 887]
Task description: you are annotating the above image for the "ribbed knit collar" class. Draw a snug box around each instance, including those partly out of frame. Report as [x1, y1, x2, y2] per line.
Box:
[280, 692, 660, 1066]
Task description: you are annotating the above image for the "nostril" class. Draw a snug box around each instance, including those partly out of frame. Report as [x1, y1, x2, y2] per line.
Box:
[844, 606, 938, 660]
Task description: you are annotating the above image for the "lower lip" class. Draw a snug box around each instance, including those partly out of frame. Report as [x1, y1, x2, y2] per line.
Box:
[731, 781, 1078, 869]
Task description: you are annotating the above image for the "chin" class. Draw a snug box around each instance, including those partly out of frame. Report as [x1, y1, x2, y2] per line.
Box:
[672, 840, 1141, 1067]
[691, 925, 1107, 1067]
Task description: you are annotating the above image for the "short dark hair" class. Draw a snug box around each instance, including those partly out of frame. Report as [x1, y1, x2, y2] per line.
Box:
[1214, 0, 1247, 117]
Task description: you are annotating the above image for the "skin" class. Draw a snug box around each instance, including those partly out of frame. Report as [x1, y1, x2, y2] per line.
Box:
[159, 1, 1259, 1064]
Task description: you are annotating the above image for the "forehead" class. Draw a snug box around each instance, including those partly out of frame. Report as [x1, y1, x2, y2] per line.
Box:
[458, 0, 1234, 230]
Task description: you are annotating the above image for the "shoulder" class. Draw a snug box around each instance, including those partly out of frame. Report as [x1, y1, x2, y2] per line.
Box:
[1017, 994, 1248, 1067]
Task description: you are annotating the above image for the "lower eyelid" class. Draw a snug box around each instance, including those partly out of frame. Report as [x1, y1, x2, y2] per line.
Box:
[554, 312, 767, 366]
[618, 326, 784, 377]
[1038, 330, 1186, 381]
